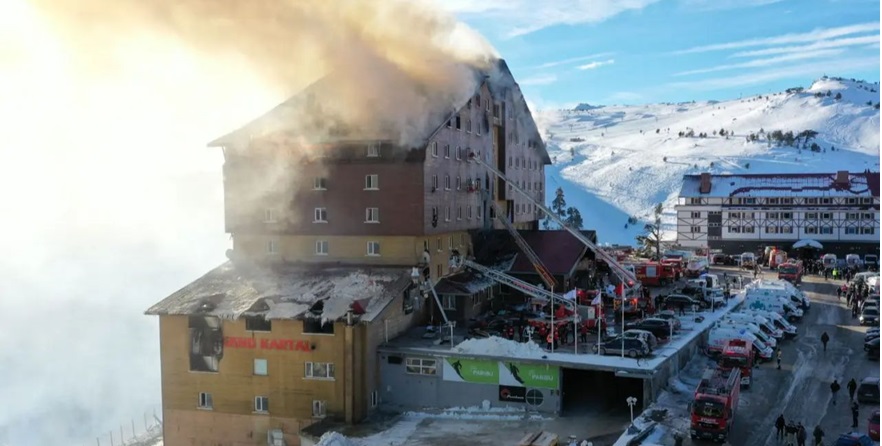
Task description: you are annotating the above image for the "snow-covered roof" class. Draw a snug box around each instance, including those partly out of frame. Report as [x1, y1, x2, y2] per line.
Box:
[680, 171, 880, 198]
[144, 261, 412, 323]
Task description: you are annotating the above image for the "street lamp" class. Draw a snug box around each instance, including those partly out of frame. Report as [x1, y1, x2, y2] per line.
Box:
[626, 396, 638, 426]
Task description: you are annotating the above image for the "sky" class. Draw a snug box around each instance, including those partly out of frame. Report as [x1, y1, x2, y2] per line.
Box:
[439, 0, 881, 106]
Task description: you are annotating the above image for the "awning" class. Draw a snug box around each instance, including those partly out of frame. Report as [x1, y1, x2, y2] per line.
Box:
[793, 239, 823, 250]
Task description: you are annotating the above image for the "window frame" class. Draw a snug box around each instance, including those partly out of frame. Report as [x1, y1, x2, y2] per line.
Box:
[364, 174, 379, 190]
[315, 240, 329, 256]
[313, 177, 327, 190]
[365, 207, 380, 223]
[253, 358, 268, 376]
[367, 241, 381, 257]
[405, 357, 438, 375]
[314, 208, 328, 223]
[254, 396, 269, 413]
[366, 144, 380, 158]
[198, 392, 213, 410]
[305, 362, 336, 380]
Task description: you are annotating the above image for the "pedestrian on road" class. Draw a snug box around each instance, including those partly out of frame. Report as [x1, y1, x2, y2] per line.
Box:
[813, 425, 824, 446]
[831, 379, 841, 406]
[837, 287, 842, 300]
[776, 349, 783, 370]
[796, 423, 807, 446]
[847, 378, 858, 401]
[775, 414, 786, 441]
[851, 400, 860, 428]
[821, 332, 830, 353]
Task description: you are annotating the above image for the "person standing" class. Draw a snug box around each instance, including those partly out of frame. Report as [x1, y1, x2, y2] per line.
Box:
[851, 400, 860, 428]
[796, 423, 807, 446]
[821, 332, 830, 353]
[775, 414, 786, 441]
[837, 287, 842, 300]
[848, 378, 858, 401]
[812, 425, 824, 446]
[776, 349, 783, 370]
[830, 379, 841, 406]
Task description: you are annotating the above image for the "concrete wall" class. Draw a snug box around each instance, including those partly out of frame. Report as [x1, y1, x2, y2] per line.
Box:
[644, 320, 711, 408]
[377, 351, 561, 414]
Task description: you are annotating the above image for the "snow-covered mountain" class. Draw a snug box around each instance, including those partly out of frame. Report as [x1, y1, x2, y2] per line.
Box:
[535, 77, 881, 245]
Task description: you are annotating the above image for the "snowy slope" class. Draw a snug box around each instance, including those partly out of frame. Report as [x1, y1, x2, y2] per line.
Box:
[535, 77, 880, 245]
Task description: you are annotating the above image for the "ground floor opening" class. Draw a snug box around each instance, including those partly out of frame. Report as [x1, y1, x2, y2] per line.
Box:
[561, 368, 645, 419]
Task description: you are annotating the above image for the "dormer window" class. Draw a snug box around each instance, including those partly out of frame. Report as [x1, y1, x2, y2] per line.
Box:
[367, 143, 380, 158]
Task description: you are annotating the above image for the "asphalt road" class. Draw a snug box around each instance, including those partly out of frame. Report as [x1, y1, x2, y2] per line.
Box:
[726, 272, 880, 446]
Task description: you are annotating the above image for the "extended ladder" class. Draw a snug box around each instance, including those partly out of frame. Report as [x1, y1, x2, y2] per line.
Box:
[489, 200, 558, 290]
[467, 152, 639, 288]
[460, 259, 573, 310]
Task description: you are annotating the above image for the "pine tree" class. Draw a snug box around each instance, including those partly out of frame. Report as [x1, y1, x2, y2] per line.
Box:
[551, 187, 567, 222]
[835, 92, 842, 100]
[565, 207, 584, 229]
[635, 203, 663, 259]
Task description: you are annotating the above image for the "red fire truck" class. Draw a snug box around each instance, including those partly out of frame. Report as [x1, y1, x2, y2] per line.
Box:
[690, 367, 741, 442]
[777, 262, 803, 284]
[718, 339, 755, 388]
[635, 262, 677, 287]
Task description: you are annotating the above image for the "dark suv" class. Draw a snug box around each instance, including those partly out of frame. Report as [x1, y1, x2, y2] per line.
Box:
[662, 294, 701, 311]
[593, 338, 650, 357]
[625, 318, 673, 339]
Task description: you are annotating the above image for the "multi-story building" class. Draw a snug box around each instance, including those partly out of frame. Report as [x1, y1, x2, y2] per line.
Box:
[145, 59, 550, 446]
[675, 171, 880, 256]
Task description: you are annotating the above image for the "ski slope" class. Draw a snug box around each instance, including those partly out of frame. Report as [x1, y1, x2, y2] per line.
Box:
[535, 77, 881, 245]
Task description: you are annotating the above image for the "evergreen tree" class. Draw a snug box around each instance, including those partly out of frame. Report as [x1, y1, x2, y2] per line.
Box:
[551, 187, 567, 222]
[565, 207, 584, 229]
[835, 92, 842, 100]
[635, 203, 663, 259]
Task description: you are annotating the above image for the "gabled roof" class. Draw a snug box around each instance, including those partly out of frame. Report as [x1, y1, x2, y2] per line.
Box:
[144, 261, 412, 323]
[208, 59, 550, 164]
[680, 171, 880, 198]
[508, 230, 596, 277]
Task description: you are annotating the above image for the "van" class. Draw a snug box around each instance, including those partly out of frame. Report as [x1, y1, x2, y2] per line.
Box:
[823, 254, 838, 270]
[746, 287, 806, 314]
[748, 279, 811, 309]
[725, 313, 784, 339]
[708, 327, 773, 361]
[714, 320, 778, 349]
[742, 310, 798, 338]
[847, 254, 863, 269]
[744, 294, 803, 321]
[741, 252, 756, 268]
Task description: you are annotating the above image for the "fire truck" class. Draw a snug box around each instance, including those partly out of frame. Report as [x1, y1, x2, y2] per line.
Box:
[777, 262, 803, 284]
[690, 367, 741, 442]
[718, 339, 755, 388]
[634, 262, 677, 287]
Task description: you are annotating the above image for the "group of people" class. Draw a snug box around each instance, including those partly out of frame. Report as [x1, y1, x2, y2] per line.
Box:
[837, 279, 874, 318]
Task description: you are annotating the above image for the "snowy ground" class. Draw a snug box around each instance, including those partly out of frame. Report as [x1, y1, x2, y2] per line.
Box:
[535, 77, 880, 244]
[612, 270, 882, 446]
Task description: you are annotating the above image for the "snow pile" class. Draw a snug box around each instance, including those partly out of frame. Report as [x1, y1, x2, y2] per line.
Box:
[453, 336, 545, 357]
[537, 77, 880, 244]
[316, 432, 360, 446]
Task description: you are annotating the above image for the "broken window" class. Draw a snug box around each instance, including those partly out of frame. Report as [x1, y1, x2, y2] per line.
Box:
[303, 319, 335, 334]
[245, 317, 272, 332]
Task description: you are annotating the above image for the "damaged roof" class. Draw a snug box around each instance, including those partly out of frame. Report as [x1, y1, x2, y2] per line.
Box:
[434, 256, 515, 295]
[144, 261, 412, 323]
[509, 230, 596, 277]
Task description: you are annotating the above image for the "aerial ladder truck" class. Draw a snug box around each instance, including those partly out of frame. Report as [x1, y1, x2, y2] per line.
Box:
[488, 199, 558, 291]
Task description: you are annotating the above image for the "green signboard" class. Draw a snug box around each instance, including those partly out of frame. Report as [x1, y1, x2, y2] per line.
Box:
[500, 362, 559, 389]
[443, 358, 499, 384]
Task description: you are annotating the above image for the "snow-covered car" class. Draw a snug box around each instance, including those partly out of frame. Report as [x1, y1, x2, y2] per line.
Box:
[619, 329, 659, 350]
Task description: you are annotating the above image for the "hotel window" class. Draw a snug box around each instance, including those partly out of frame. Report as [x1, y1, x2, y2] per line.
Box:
[448, 236, 453, 249]
[254, 359, 268, 376]
[431, 141, 438, 157]
[245, 316, 272, 332]
[466, 206, 473, 220]
[432, 175, 438, 190]
[366, 143, 380, 158]
[313, 177, 327, 190]
[863, 213, 873, 220]
[743, 198, 756, 204]
[729, 212, 741, 219]
[315, 240, 329, 255]
[367, 241, 380, 256]
[806, 198, 818, 205]
[861, 227, 875, 235]
[444, 144, 450, 159]
[254, 396, 269, 413]
[405, 357, 437, 375]
[485, 99, 490, 111]
[819, 227, 833, 234]
[314, 208, 327, 223]
[436, 238, 441, 251]
[456, 176, 461, 190]
[821, 198, 831, 204]
[442, 294, 456, 310]
[477, 122, 482, 136]
[691, 212, 701, 218]
[455, 115, 461, 130]
[781, 226, 793, 234]
[266, 239, 279, 255]
[688, 198, 702, 205]
[846, 213, 858, 220]
[444, 175, 451, 190]
[264, 209, 278, 223]
[781, 198, 793, 204]
[456, 146, 462, 160]
[862, 198, 873, 204]
[466, 119, 472, 133]
[457, 207, 463, 220]
[476, 206, 482, 220]
[509, 156, 513, 167]
[767, 212, 779, 219]
[821, 213, 832, 220]
[765, 226, 777, 234]
[305, 362, 336, 379]
[690, 226, 701, 233]
[805, 226, 818, 234]
[743, 226, 756, 233]
[847, 198, 857, 205]
[198, 392, 213, 410]
[423, 239, 429, 251]
[365, 207, 380, 223]
[446, 119, 451, 128]
[805, 213, 818, 219]
[370, 391, 379, 409]
[781, 212, 792, 219]
[445, 207, 451, 221]
[729, 226, 741, 233]
[767, 198, 779, 205]
[845, 227, 858, 235]
[364, 174, 379, 190]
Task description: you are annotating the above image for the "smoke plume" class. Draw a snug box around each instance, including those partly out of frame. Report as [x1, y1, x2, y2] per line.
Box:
[33, 0, 499, 148]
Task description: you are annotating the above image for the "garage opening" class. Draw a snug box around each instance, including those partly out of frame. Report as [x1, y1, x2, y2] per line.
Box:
[561, 368, 645, 418]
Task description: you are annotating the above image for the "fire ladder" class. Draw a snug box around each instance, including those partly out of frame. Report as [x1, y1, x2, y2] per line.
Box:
[459, 258, 570, 308]
[467, 152, 639, 291]
[489, 200, 558, 290]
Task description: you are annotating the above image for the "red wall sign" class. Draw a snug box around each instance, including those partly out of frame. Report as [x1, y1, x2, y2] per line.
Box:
[224, 336, 311, 352]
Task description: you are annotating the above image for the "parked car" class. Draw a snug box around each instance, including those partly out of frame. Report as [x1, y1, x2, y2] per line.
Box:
[865, 337, 880, 360]
[869, 410, 880, 441]
[625, 318, 674, 340]
[662, 294, 701, 311]
[857, 377, 880, 404]
[592, 337, 650, 357]
[654, 310, 683, 331]
[834, 432, 875, 446]
[865, 331, 880, 342]
[618, 329, 659, 350]
[860, 308, 880, 326]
